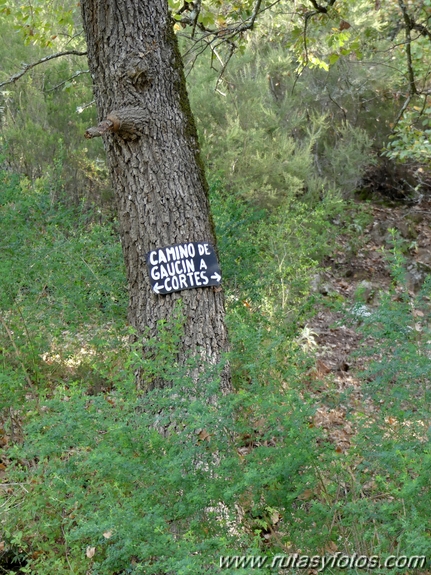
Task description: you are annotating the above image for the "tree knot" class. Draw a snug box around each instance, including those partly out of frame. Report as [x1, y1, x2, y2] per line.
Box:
[84, 107, 149, 140]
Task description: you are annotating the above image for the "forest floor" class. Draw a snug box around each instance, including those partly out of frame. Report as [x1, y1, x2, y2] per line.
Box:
[306, 185, 431, 452]
[2, 172, 431, 572]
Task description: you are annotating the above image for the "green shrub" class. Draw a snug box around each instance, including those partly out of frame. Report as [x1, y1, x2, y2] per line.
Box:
[0, 16, 111, 208]
[0, 170, 127, 407]
[187, 45, 374, 206]
[336, 238, 431, 567]
[3, 310, 321, 575]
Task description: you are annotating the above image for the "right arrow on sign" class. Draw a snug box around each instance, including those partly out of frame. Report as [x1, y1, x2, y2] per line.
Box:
[211, 272, 221, 282]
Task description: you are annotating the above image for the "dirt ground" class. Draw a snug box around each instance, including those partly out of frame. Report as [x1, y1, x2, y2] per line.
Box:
[306, 168, 431, 451]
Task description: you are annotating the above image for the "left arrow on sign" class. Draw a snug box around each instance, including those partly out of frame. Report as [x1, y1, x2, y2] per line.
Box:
[153, 283, 163, 294]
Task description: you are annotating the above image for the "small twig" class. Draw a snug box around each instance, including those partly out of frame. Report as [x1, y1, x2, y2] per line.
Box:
[211, 46, 224, 69]
[392, 93, 412, 131]
[191, 0, 202, 37]
[9, 407, 18, 444]
[45, 69, 89, 92]
[214, 42, 235, 93]
[291, 64, 305, 95]
[303, 12, 312, 67]
[0, 483, 29, 493]
[419, 93, 428, 116]
[0, 50, 87, 89]
[308, 0, 337, 13]
[309, 0, 328, 13]
[61, 523, 73, 572]
[242, 0, 263, 31]
[0, 312, 38, 404]
[327, 89, 348, 120]
[76, 99, 95, 114]
[16, 304, 39, 385]
[411, 20, 431, 43]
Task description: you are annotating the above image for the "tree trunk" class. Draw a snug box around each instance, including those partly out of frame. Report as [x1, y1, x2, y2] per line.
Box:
[80, 0, 230, 392]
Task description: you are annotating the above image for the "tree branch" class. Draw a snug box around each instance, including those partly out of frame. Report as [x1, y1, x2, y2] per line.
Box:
[398, 0, 417, 95]
[178, 0, 270, 39]
[309, 0, 328, 13]
[213, 42, 235, 94]
[85, 115, 118, 139]
[0, 50, 87, 90]
[85, 107, 149, 140]
[392, 93, 412, 131]
[191, 0, 202, 37]
[178, 0, 282, 83]
[241, 0, 263, 31]
[45, 69, 89, 92]
[411, 20, 431, 43]
[308, 0, 337, 14]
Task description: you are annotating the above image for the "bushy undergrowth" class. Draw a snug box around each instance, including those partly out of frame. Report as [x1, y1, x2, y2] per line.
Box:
[1, 4, 431, 572]
[186, 45, 374, 205]
[0, 170, 127, 412]
[0, 170, 327, 574]
[338, 243, 431, 564]
[3, 329, 320, 574]
[0, 17, 110, 208]
[211, 180, 343, 319]
[2, 165, 431, 574]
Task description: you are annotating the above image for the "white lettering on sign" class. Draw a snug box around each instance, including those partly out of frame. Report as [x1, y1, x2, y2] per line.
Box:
[146, 242, 221, 295]
[148, 243, 198, 266]
[198, 243, 210, 256]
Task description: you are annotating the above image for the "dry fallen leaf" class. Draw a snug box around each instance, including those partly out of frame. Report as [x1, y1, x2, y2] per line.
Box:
[326, 540, 338, 552]
[198, 429, 211, 441]
[298, 489, 314, 501]
[86, 546, 96, 558]
[339, 20, 351, 30]
[317, 359, 331, 372]
[269, 509, 281, 524]
[103, 531, 113, 539]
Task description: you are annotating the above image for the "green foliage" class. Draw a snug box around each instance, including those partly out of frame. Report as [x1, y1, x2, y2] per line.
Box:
[211, 182, 343, 326]
[0, 170, 127, 407]
[2, 159, 431, 575]
[5, 213, 431, 573]
[187, 44, 374, 203]
[180, 0, 431, 169]
[0, 0, 78, 47]
[384, 108, 431, 166]
[336, 238, 431, 564]
[3, 294, 320, 575]
[351, 237, 431, 423]
[0, 16, 109, 207]
[2, 1, 431, 571]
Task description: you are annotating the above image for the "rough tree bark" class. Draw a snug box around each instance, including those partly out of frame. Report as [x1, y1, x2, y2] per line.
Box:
[80, 0, 230, 391]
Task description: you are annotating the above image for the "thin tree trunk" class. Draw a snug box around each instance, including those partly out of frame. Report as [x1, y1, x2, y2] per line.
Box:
[81, 0, 230, 392]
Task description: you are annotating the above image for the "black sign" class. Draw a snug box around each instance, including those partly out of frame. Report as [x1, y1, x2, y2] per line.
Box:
[146, 241, 222, 295]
